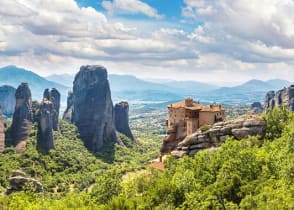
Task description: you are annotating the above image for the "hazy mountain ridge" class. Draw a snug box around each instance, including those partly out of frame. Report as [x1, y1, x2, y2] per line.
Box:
[1, 65, 293, 105]
[0, 66, 69, 100]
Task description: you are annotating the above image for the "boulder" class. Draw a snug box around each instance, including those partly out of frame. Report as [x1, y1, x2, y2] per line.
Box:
[10, 83, 33, 153]
[72, 65, 123, 151]
[264, 85, 294, 112]
[7, 170, 42, 194]
[39, 99, 55, 150]
[0, 105, 5, 152]
[0, 85, 16, 116]
[114, 101, 135, 141]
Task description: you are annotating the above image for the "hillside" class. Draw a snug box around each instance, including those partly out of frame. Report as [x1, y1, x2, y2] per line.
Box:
[0, 66, 69, 100]
[0, 120, 162, 194]
[45, 74, 74, 87]
[0, 108, 293, 209]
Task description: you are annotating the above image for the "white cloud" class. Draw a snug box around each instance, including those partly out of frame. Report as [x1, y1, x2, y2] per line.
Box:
[182, 0, 294, 63]
[102, 0, 162, 19]
[0, 0, 294, 83]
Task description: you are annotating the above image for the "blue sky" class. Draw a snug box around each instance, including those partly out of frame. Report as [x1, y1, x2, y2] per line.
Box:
[0, 0, 294, 84]
[77, 0, 184, 19]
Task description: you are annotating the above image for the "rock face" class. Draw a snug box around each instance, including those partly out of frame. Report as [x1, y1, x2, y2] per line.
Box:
[0, 105, 5, 152]
[72, 65, 122, 151]
[63, 91, 74, 123]
[7, 170, 42, 194]
[162, 116, 266, 158]
[10, 83, 33, 153]
[43, 88, 60, 131]
[250, 102, 263, 114]
[114, 101, 135, 141]
[0, 85, 16, 116]
[39, 99, 55, 150]
[264, 85, 294, 112]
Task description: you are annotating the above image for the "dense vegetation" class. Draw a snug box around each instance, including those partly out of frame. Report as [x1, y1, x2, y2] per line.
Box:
[0, 108, 294, 209]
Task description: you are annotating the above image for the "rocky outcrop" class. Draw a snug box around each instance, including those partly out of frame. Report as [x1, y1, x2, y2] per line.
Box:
[114, 101, 135, 141]
[264, 85, 294, 112]
[63, 91, 74, 123]
[43, 88, 60, 131]
[10, 83, 33, 153]
[39, 99, 55, 150]
[72, 65, 122, 151]
[162, 116, 266, 158]
[7, 170, 42, 194]
[0, 105, 5, 152]
[250, 102, 263, 114]
[0, 85, 16, 116]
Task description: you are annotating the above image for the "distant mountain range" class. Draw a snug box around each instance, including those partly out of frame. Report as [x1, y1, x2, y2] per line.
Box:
[0, 66, 70, 100]
[0, 65, 293, 106]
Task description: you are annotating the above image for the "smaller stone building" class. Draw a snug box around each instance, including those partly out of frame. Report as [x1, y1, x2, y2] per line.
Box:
[166, 98, 225, 138]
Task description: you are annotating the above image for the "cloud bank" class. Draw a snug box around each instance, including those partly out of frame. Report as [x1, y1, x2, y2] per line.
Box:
[0, 0, 293, 83]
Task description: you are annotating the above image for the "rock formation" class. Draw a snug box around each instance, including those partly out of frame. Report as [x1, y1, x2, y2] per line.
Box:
[114, 101, 135, 141]
[39, 99, 55, 150]
[10, 83, 33, 153]
[0, 85, 16, 116]
[43, 88, 60, 131]
[7, 170, 42, 194]
[63, 91, 74, 123]
[0, 105, 5, 152]
[161, 116, 266, 158]
[250, 102, 263, 114]
[72, 65, 122, 151]
[264, 85, 294, 112]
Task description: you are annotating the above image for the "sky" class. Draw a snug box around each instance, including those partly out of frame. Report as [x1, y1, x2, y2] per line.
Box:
[0, 0, 294, 85]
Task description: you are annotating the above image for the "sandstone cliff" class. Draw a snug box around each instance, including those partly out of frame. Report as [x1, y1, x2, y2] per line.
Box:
[72, 65, 122, 151]
[114, 101, 135, 141]
[0, 105, 5, 152]
[43, 88, 60, 131]
[10, 83, 33, 153]
[264, 85, 294, 112]
[161, 116, 266, 158]
[0, 85, 16, 116]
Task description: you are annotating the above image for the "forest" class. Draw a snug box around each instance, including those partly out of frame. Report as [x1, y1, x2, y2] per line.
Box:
[0, 107, 293, 209]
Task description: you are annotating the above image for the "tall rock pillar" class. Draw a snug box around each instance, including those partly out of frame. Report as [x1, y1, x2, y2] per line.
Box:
[72, 65, 122, 151]
[11, 83, 33, 153]
[114, 101, 135, 141]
